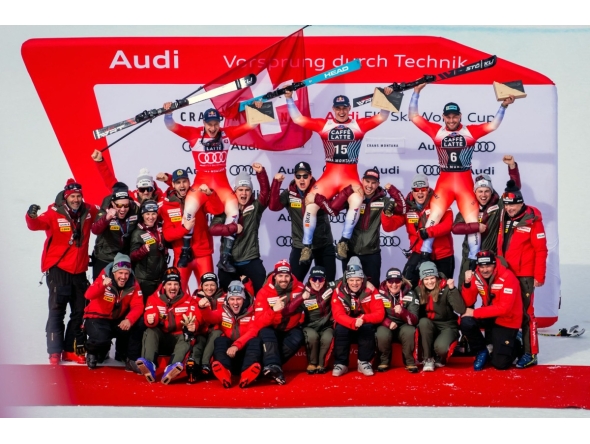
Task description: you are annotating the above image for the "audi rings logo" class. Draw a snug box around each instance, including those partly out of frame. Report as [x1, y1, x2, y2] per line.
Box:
[198, 152, 227, 165]
[276, 236, 293, 247]
[229, 165, 255, 176]
[330, 213, 346, 223]
[380, 236, 401, 247]
[473, 141, 496, 152]
[416, 165, 440, 176]
[182, 142, 192, 152]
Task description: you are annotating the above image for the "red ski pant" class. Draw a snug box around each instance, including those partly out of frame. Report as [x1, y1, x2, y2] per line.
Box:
[426, 171, 479, 226]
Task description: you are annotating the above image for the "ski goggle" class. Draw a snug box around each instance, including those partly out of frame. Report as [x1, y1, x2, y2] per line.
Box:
[114, 203, 130, 209]
[227, 285, 245, 297]
[138, 187, 154, 193]
[310, 276, 325, 283]
[142, 203, 159, 213]
[295, 174, 309, 179]
[412, 187, 428, 193]
[64, 182, 82, 191]
[113, 261, 132, 270]
[347, 264, 362, 273]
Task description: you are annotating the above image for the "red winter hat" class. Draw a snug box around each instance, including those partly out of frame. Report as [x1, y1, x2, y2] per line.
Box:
[63, 178, 83, 199]
[274, 259, 291, 275]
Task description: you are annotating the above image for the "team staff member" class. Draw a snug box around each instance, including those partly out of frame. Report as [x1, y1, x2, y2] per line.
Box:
[321, 167, 406, 286]
[287, 266, 334, 374]
[91, 182, 140, 280]
[497, 180, 548, 369]
[453, 155, 521, 288]
[136, 267, 198, 384]
[409, 83, 515, 265]
[255, 260, 305, 385]
[188, 272, 254, 381]
[331, 257, 385, 377]
[284, 88, 392, 261]
[210, 163, 270, 293]
[159, 169, 224, 291]
[382, 174, 454, 287]
[415, 262, 466, 372]
[269, 161, 336, 281]
[90, 150, 166, 204]
[26, 179, 100, 365]
[375, 268, 419, 373]
[83, 253, 144, 370]
[130, 200, 168, 299]
[198, 281, 265, 389]
[461, 251, 523, 371]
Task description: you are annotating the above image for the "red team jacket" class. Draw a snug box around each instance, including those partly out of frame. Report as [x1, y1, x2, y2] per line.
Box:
[144, 290, 199, 335]
[497, 205, 548, 283]
[381, 191, 454, 260]
[255, 274, 306, 332]
[84, 268, 144, 323]
[159, 189, 224, 260]
[462, 262, 523, 329]
[331, 281, 385, 330]
[26, 193, 100, 274]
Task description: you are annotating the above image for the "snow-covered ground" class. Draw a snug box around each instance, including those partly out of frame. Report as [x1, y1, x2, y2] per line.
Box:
[2, 23, 590, 420]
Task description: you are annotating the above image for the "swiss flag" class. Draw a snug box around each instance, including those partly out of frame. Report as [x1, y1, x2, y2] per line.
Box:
[204, 29, 311, 151]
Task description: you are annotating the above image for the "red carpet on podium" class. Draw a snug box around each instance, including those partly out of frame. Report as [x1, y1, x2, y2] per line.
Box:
[3, 358, 589, 410]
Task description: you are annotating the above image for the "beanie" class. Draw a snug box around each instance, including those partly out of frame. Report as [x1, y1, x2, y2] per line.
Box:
[227, 280, 246, 299]
[136, 168, 154, 189]
[63, 178, 83, 199]
[140, 200, 159, 215]
[200, 272, 218, 286]
[502, 180, 524, 204]
[162, 267, 181, 284]
[112, 253, 132, 272]
[419, 261, 438, 280]
[111, 182, 130, 202]
[274, 259, 291, 275]
[476, 250, 497, 266]
[234, 171, 253, 190]
[474, 173, 494, 193]
[412, 174, 429, 189]
[346, 256, 365, 279]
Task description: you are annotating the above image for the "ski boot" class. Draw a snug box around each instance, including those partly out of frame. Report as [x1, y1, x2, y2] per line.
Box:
[217, 237, 236, 273]
[263, 364, 286, 385]
[136, 358, 156, 383]
[49, 353, 61, 365]
[125, 358, 141, 374]
[473, 349, 489, 371]
[62, 351, 87, 365]
[212, 361, 232, 388]
[161, 362, 184, 385]
[516, 353, 537, 369]
[185, 358, 200, 384]
[239, 363, 261, 388]
[86, 354, 98, 370]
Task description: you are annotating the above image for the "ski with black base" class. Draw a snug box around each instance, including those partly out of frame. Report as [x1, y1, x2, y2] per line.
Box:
[539, 325, 585, 337]
[352, 55, 498, 108]
[238, 59, 362, 111]
[93, 74, 257, 140]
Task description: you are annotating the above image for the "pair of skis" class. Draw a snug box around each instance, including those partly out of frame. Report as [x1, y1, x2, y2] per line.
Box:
[540, 325, 585, 338]
[352, 54, 498, 108]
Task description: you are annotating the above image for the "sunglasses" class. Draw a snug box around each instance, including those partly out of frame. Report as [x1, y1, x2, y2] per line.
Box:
[310, 276, 325, 283]
[114, 203, 130, 209]
[295, 174, 309, 179]
[138, 187, 154, 193]
[412, 187, 428, 193]
[387, 278, 402, 284]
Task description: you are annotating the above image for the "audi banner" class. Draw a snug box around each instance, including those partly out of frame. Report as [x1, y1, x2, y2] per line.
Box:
[22, 35, 559, 326]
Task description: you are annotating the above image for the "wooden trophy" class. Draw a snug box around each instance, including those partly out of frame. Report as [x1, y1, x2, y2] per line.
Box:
[245, 101, 276, 125]
[371, 88, 404, 113]
[493, 80, 527, 101]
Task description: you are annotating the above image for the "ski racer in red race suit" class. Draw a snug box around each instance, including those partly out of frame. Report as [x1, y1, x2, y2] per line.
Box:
[409, 83, 516, 267]
[284, 87, 392, 262]
[162, 103, 262, 272]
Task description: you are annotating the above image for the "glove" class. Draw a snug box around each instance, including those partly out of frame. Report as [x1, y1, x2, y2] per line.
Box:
[418, 228, 429, 240]
[74, 337, 86, 356]
[383, 201, 396, 217]
[27, 204, 41, 218]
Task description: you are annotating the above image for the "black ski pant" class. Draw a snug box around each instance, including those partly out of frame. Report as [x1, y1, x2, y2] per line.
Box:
[214, 336, 262, 375]
[84, 317, 132, 362]
[258, 327, 304, 368]
[342, 252, 382, 288]
[460, 317, 521, 370]
[46, 266, 88, 354]
[403, 253, 455, 288]
[91, 256, 111, 281]
[333, 323, 376, 366]
[289, 244, 336, 283]
[125, 317, 146, 362]
[218, 258, 266, 295]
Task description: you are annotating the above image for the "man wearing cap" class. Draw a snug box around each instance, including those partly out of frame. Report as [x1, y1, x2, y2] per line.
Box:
[188, 273, 254, 381]
[452, 155, 521, 288]
[269, 161, 337, 281]
[331, 257, 385, 377]
[382, 174, 454, 287]
[209, 162, 270, 294]
[26, 179, 100, 365]
[497, 180, 548, 368]
[163, 103, 263, 276]
[136, 267, 198, 384]
[91, 149, 166, 204]
[198, 280, 265, 388]
[376, 268, 420, 373]
[319, 166, 406, 286]
[159, 168, 224, 292]
[409, 83, 516, 268]
[255, 260, 306, 385]
[91, 182, 140, 280]
[83, 253, 144, 369]
[461, 251, 523, 371]
[284, 88, 393, 262]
